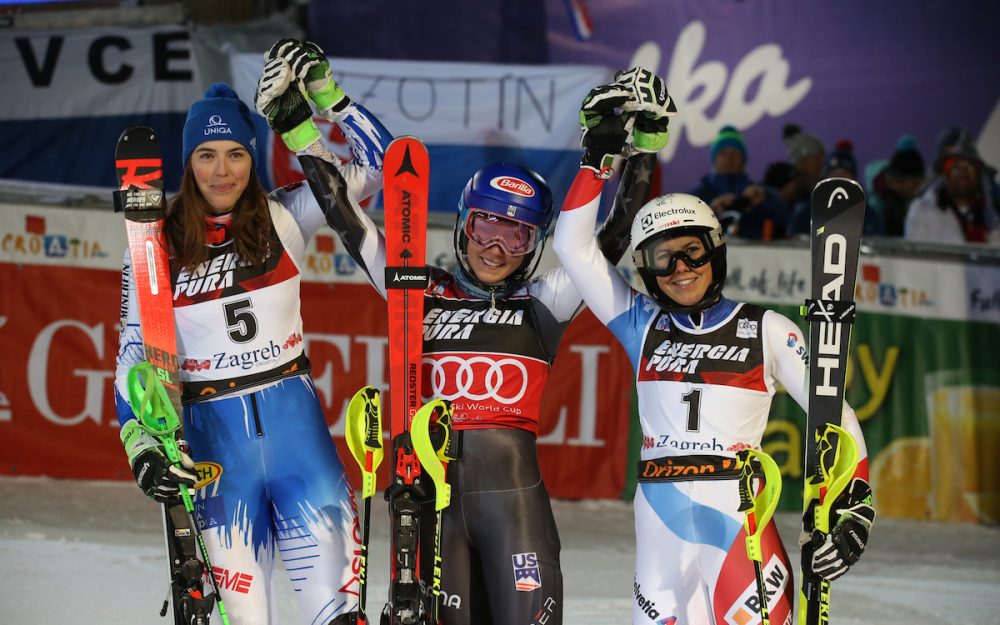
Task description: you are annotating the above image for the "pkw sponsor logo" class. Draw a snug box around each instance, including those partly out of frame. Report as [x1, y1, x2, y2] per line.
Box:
[490, 176, 534, 197]
[723, 554, 789, 625]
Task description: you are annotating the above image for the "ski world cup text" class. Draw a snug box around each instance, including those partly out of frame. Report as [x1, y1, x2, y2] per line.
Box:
[815, 233, 847, 397]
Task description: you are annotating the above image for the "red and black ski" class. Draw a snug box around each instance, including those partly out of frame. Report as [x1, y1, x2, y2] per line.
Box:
[114, 126, 216, 625]
[381, 136, 434, 624]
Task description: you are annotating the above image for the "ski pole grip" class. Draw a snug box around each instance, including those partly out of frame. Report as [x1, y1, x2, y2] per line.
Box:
[346, 386, 384, 499]
[736, 449, 782, 563]
[813, 423, 860, 533]
[410, 399, 453, 511]
[126, 360, 181, 437]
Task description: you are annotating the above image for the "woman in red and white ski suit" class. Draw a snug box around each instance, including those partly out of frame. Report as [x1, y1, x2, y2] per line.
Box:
[552, 75, 877, 624]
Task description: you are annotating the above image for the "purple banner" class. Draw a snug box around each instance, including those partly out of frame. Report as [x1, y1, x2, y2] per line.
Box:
[545, 0, 1000, 193]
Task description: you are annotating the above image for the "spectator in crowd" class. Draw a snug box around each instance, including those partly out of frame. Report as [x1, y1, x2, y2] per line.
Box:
[762, 161, 799, 216]
[904, 141, 1000, 245]
[783, 123, 825, 199]
[791, 139, 884, 235]
[826, 139, 858, 179]
[761, 161, 799, 222]
[688, 125, 787, 239]
[868, 136, 926, 237]
[928, 126, 999, 194]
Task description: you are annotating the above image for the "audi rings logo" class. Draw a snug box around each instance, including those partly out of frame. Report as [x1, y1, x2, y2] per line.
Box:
[425, 356, 528, 404]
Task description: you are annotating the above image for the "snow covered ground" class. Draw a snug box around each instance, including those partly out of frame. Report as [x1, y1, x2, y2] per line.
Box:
[2, 476, 999, 624]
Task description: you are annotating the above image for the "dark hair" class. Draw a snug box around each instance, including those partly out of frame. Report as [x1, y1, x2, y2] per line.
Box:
[165, 168, 272, 270]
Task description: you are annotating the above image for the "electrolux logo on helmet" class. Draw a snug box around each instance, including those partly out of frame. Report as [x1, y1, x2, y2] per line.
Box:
[641, 206, 696, 234]
[203, 114, 233, 137]
[490, 176, 535, 197]
[653, 208, 695, 220]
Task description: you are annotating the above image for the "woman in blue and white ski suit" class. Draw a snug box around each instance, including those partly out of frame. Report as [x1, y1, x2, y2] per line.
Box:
[552, 77, 876, 625]
[114, 82, 391, 625]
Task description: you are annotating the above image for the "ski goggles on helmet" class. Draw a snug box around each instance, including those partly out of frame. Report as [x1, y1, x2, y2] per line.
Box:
[464, 209, 539, 256]
[638, 234, 717, 276]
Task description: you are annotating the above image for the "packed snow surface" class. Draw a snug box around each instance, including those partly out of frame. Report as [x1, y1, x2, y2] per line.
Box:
[2, 477, 998, 624]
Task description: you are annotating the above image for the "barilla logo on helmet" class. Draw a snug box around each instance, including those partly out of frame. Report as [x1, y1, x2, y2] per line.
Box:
[490, 176, 535, 197]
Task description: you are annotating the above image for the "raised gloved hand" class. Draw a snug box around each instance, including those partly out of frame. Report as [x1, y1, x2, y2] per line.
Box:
[578, 82, 632, 175]
[613, 67, 676, 153]
[266, 38, 349, 118]
[255, 57, 321, 152]
[804, 477, 876, 581]
[120, 419, 197, 503]
[254, 55, 295, 119]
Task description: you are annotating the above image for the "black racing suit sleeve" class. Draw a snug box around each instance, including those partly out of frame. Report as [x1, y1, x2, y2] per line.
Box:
[298, 153, 388, 296]
[596, 152, 657, 264]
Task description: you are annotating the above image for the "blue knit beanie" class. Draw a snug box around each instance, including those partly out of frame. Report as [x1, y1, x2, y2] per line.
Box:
[710, 125, 747, 164]
[182, 83, 258, 168]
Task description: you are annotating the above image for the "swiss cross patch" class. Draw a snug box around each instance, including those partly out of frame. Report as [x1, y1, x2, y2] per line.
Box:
[512, 552, 541, 591]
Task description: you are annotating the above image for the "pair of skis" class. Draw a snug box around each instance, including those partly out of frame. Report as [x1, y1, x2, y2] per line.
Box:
[343, 137, 458, 625]
[113, 127, 227, 625]
[737, 178, 867, 625]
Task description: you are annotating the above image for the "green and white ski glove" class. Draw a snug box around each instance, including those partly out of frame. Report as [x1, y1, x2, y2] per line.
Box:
[267, 38, 350, 119]
[613, 67, 676, 153]
[120, 419, 197, 503]
[255, 57, 321, 153]
[579, 82, 632, 175]
[804, 477, 876, 581]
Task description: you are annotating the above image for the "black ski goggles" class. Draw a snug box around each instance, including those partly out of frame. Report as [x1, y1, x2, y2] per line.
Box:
[638, 238, 717, 276]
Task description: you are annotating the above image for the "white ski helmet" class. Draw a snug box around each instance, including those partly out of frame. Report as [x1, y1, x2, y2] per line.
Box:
[630, 193, 727, 313]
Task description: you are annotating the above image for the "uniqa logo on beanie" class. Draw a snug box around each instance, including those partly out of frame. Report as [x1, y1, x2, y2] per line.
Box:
[204, 115, 235, 137]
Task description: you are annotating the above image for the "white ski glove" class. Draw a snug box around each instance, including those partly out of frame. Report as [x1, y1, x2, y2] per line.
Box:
[120, 419, 197, 503]
[266, 38, 350, 119]
[255, 56, 322, 153]
[578, 82, 631, 175]
[613, 67, 676, 153]
[803, 477, 876, 581]
[254, 56, 297, 119]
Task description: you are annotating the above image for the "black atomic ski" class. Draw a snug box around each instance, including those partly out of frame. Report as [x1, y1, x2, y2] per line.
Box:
[797, 177, 867, 625]
[113, 126, 227, 625]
